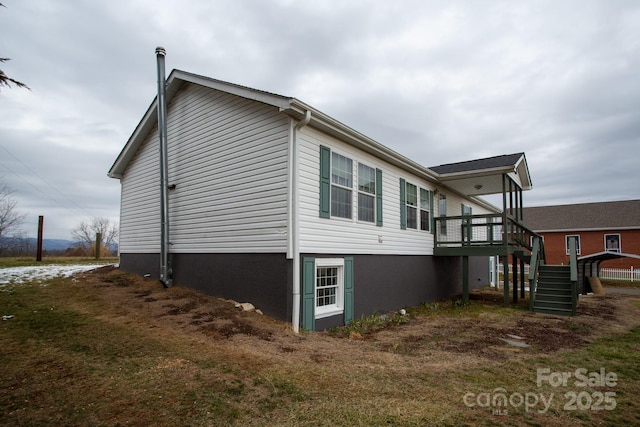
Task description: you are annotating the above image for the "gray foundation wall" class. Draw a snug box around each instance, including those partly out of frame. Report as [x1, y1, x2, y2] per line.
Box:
[119, 253, 292, 322]
[119, 252, 489, 331]
[309, 254, 490, 330]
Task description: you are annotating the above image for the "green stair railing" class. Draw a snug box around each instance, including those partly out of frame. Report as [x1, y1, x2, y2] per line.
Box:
[528, 236, 544, 311]
[569, 236, 578, 316]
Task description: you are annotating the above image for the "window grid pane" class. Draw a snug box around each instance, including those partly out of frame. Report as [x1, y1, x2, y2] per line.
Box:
[420, 188, 430, 231]
[420, 210, 430, 231]
[331, 186, 352, 218]
[331, 152, 352, 188]
[317, 267, 338, 307]
[358, 193, 374, 222]
[406, 183, 417, 206]
[358, 163, 376, 194]
[407, 206, 417, 229]
[439, 194, 447, 235]
[420, 189, 429, 210]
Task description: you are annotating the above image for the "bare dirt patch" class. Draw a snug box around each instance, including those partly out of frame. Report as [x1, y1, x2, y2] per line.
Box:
[77, 267, 640, 366]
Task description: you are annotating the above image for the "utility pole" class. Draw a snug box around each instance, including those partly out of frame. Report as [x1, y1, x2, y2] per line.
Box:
[36, 215, 44, 262]
[95, 232, 102, 260]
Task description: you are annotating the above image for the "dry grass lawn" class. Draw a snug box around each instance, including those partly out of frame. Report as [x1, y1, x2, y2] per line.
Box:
[1, 266, 640, 426]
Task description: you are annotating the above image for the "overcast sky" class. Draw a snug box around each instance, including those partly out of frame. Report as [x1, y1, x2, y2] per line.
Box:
[1, 0, 639, 240]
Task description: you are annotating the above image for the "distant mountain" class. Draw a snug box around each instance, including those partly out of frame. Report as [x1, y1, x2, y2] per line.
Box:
[2, 238, 117, 251]
[40, 239, 78, 251]
[12, 238, 79, 251]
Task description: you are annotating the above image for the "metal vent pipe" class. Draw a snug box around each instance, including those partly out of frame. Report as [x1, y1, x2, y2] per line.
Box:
[156, 46, 172, 287]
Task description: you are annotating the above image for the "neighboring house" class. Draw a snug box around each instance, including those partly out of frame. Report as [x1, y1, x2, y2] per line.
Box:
[523, 200, 640, 269]
[109, 69, 534, 331]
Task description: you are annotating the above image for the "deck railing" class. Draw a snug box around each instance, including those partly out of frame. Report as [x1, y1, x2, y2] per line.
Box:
[434, 213, 538, 251]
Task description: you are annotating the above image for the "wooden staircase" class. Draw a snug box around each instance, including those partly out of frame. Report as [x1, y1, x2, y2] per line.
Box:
[532, 265, 576, 316]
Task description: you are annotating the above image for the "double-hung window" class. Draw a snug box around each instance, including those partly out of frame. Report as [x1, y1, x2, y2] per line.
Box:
[315, 258, 344, 318]
[439, 194, 447, 235]
[420, 188, 431, 231]
[400, 179, 433, 232]
[357, 163, 376, 223]
[405, 183, 418, 229]
[331, 152, 353, 219]
[319, 145, 383, 225]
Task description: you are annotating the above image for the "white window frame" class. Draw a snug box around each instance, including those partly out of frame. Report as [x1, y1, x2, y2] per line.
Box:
[604, 234, 621, 253]
[357, 162, 376, 223]
[419, 188, 431, 231]
[565, 235, 581, 255]
[403, 181, 433, 232]
[405, 182, 418, 229]
[330, 152, 353, 219]
[439, 194, 447, 235]
[315, 258, 344, 319]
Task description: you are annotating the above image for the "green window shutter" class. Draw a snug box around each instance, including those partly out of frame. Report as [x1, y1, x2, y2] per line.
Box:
[344, 257, 354, 325]
[319, 145, 331, 218]
[429, 190, 435, 234]
[302, 257, 316, 331]
[376, 168, 383, 227]
[399, 178, 406, 230]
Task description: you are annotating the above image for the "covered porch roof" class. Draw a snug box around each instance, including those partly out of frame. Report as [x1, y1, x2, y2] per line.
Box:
[430, 153, 532, 196]
[579, 251, 640, 264]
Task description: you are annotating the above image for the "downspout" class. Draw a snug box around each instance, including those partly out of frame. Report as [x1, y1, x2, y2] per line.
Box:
[156, 47, 172, 287]
[291, 110, 311, 333]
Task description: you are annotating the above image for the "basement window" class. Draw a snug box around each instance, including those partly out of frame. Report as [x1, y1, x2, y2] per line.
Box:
[315, 258, 344, 318]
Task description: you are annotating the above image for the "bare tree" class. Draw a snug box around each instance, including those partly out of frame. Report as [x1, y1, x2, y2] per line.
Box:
[0, 181, 26, 254]
[1, 4, 30, 91]
[71, 217, 119, 249]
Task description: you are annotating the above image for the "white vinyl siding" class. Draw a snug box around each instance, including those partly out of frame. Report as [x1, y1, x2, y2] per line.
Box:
[119, 127, 161, 253]
[299, 127, 437, 255]
[298, 127, 497, 255]
[119, 83, 289, 254]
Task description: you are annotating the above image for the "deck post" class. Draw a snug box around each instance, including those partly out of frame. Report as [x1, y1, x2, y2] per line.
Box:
[462, 256, 469, 303]
[512, 255, 518, 303]
[520, 258, 525, 299]
[502, 174, 510, 307]
[503, 255, 510, 307]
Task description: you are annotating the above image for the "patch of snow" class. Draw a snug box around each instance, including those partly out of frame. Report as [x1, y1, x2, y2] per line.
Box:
[0, 263, 113, 287]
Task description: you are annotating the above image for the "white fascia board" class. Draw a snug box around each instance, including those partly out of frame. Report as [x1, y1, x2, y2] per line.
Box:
[108, 97, 159, 179]
[109, 70, 294, 180]
[436, 165, 516, 181]
[171, 70, 293, 110]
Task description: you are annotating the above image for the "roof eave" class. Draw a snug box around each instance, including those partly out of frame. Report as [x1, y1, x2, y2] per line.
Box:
[109, 70, 295, 180]
[284, 99, 440, 183]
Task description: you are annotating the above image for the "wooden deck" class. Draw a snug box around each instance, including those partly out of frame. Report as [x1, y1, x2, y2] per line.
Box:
[434, 213, 537, 257]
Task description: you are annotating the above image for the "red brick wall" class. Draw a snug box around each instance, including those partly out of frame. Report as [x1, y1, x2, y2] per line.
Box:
[538, 229, 640, 269]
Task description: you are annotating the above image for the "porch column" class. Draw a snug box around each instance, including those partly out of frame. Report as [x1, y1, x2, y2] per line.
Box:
[502, 174, 510, 307]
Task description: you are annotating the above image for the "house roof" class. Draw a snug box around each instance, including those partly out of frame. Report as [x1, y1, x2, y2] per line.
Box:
[108, 70, 532, 211]
[429, 153, 532, 196]
[523, 200, 640, 232]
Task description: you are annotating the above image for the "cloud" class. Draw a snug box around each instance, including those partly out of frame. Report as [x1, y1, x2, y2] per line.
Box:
[0, 0, 639, 238]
